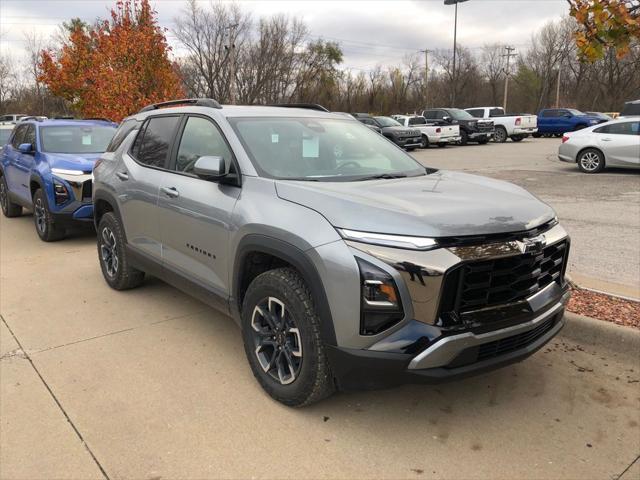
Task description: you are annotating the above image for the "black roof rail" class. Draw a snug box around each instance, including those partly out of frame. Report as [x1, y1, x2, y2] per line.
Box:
[18, 116, 46, 122]
[270, 103, 329, 112]
[139, 98, 222, 113]
[83, 117, 114, 122]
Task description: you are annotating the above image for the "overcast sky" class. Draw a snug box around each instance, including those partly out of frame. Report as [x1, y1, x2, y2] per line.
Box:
[0, 0, 569, 72]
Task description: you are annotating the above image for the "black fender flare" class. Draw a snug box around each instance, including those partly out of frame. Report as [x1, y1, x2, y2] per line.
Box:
[232, 234, 338, 346]
[93, 189, 124, 232]
[28, 173, 44, 197]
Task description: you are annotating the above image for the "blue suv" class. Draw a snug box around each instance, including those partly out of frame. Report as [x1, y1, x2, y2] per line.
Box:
[0, 119, 116, 241]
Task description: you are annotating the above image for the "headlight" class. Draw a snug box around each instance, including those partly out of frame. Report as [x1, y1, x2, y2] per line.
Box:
[338, 228, 438, 250]
[356, 258, 403, 335]
[51, 168, 85, 176]
[53, 180, 70, 205]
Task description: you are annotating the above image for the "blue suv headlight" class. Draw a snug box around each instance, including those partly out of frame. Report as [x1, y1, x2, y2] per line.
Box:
[53, 179, 70, 205]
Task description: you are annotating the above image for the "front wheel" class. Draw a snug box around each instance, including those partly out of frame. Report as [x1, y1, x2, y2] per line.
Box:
[577, 148, 605, 173]
[460, 130, 469, 145]
[97, 212, 145, 290]
[420, 135, 429, 149]
[241, 268, 334, 407]
[0, 175, 22, 218]
[478, 137, 489, 145]
[33, 189, 65, 242]
[532, 133, 542, 138]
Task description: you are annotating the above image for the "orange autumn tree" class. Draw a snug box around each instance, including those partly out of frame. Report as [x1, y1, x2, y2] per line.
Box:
[568, 0, 640, 61]
[39, 0, 184, 121]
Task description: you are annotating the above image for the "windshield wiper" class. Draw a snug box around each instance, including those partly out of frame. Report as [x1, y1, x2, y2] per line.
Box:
[355, 173, 409, 181]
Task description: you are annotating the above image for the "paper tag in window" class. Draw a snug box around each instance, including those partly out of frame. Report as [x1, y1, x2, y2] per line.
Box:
[303, 136, 319, 158]
[82, 135, 92, 145]
[271, 134, 279, 143]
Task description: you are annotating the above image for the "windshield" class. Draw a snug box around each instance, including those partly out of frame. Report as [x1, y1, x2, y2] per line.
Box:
[374, 116, 402, 127]
[41, 125, 116, 154]
[229, 117, 426, 181]
[0, 129, 13, 145]
[448, 109, 475, 121]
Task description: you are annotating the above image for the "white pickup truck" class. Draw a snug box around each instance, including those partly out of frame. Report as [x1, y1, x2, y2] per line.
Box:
[392, 115, 461, 148]
[464, 107, 537, 143]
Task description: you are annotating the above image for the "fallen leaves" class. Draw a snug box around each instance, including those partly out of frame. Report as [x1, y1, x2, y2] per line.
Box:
[567, 286, 640, 329]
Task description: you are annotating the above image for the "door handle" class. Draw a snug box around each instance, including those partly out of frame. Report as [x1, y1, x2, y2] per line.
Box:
[116, 171, 129, 181]
[601, 138, 613, 141]
[161, 186, 180, 198]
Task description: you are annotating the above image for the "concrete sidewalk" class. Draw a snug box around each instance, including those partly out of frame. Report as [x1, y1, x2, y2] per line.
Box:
[1, 214, 639, 480]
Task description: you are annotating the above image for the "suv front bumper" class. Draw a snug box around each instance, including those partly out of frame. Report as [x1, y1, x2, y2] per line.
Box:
[328, 287, 569, 390]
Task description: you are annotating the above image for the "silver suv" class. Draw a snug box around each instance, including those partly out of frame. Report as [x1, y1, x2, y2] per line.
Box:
[93, 98, 571, 406]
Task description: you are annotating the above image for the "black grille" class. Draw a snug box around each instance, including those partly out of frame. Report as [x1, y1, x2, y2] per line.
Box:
[455, 240, 568, 313]
[477, 122, 494, 132]
[81, 180, 92, 200]
[477, 316, 557, 361]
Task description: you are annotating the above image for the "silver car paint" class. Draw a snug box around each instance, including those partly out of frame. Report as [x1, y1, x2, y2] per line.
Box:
[96, 105, 567, 352]
[558, 117, 640, 169]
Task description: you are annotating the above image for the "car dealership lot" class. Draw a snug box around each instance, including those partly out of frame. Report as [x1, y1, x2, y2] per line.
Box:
[1, 161, 639, 479]
[413, 138, 640, 299]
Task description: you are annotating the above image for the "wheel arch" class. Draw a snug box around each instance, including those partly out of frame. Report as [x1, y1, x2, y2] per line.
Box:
[232, 234, 337, 346]
[575, 146, 606, 165]
[93, 190, 124, 234]
[29, 174, 44, 198]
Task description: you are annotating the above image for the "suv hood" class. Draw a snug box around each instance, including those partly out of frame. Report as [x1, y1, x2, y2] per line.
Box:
[275, 171, 555, 238]
[46, 152, 102, 173]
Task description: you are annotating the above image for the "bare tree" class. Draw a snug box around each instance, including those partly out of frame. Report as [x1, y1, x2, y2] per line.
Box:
[481, 44, 506, 106]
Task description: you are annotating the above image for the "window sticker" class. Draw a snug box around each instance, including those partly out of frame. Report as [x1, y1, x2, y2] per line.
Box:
[82, 135, 92, 145]
[271, 133, 279, 143]
[302, 136, 319, 158]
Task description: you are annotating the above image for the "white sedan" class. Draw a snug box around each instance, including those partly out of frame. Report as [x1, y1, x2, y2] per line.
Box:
[558, 116, 640, 173]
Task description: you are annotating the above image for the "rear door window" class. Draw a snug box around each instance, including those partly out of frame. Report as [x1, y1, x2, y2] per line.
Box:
[408, 117, 427, 125]
[595, 122, 640, 135]
[467, 109, 484, 118]
[132, 116, 181, 168]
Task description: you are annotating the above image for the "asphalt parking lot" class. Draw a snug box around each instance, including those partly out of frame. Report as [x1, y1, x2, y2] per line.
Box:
[1, 138, 639, 480]
[412, 137, 640, 299]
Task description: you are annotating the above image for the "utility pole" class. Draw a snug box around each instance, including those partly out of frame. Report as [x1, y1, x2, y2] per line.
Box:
[420, 49, 432, 109]
[555, 58, 562, 108]
[502, 46, 516, 111]
[444, 0, 470, 106]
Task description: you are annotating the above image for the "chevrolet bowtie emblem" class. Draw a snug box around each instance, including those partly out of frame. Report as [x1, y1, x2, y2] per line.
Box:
[517, 234, 546, 254]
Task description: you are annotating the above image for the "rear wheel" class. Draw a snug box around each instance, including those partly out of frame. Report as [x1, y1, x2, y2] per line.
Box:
[437, 143, 447, 148]
[511, 135, 524, 142]
[0, 175, 22, 218]
[97, 212, 145, 290]
[33, 189, 65, 242]
[577, 148, 605, 173]
[420, 135, 429, 149]
[494, 126, 508, 143]
[241, 268, 334, 407]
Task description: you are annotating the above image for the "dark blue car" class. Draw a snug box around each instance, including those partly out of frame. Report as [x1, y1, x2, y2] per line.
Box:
[0, 119, 116, 241]
[535, 108, 606, 137]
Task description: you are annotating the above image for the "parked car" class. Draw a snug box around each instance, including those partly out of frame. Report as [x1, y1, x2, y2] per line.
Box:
[352, 113, 421, 149]
[0, 124, 14, 146]
[535, 108, 606, 137]
[0, 119, 117, 240]
[584, 112, 612, 122]
[0, 114, 28, 124]
[620, 100, 640, 118]
[422, 108, 494, 145]
[465, 106, 537, 143]
[558, 117, 640, 173]
[93, 98, 571, 406]
[392, 115, 460, 148]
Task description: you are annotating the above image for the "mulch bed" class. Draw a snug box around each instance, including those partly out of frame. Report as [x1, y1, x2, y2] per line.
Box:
[567, 286, 640, 329]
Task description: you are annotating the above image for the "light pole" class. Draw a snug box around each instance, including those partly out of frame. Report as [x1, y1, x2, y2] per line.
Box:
[444, 0, 469, 106]
[224, 23, 239, 104]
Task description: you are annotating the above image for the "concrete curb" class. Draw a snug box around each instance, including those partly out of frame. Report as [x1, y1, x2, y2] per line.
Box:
[560, 312, 640, 359]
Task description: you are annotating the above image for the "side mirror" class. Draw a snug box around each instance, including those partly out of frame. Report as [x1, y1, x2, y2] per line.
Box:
[442, 116, 451, 123]
[18, 143, 34, 154]
[563, 113, 572, 118]
[193, 155, 226, 180]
